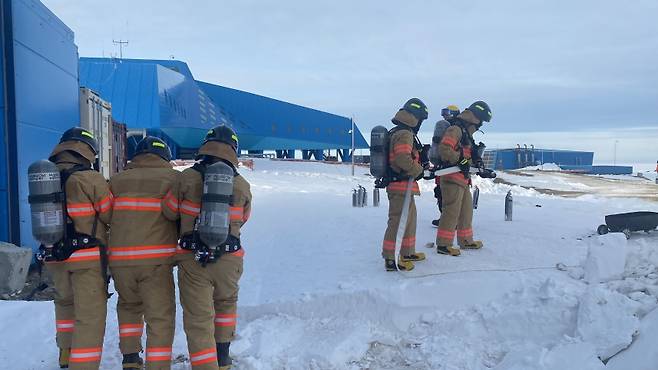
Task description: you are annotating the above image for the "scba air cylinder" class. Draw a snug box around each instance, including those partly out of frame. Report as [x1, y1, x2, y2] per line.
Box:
[27, 160, 65, 246]
[198, 162, 234, 248]
[370, 126, 388, 178]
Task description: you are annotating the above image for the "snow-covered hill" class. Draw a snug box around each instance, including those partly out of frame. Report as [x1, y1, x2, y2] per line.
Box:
[1, 159, 657, 369]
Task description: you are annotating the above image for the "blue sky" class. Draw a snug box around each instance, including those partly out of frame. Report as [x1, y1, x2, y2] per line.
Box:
[43, 0, 658, 164]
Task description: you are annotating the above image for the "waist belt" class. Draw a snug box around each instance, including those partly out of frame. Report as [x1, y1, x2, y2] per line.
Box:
[38, 233, 101, 262]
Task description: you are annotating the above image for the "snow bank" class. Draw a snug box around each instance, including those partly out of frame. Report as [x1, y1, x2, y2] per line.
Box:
[606, 308, 658, 370]
[495, 343, 604, 370]
[2, 159, 657, 369]
[576, 286, 639, 360]
[519, 163, 562, 171]
[583, 234, 627, 284]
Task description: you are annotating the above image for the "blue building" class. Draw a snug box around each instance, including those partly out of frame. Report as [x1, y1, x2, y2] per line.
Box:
[1, 0, 80, 248]
[79, 58, 368, 160]
[484, 147, 594, 171]
[1, 1, 369, 250]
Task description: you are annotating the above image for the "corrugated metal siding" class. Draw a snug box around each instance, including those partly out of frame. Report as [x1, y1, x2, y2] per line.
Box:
[590, 166, 633, 175]
[487, 148, 594, 170]
[80, 58, 231, 152]
[198, 81, 368, 150]
[5, 0, 80, 249]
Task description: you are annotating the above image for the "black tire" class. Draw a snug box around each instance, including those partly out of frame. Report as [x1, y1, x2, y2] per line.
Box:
[597, 225, 609, 235]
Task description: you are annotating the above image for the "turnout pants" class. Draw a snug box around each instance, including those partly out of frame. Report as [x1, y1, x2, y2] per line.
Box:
[178, 254, 243, 369]
[436, 179, 475, 247]
[382, 192, 417, 259]
[111, 264, 176, 369]
[48, 263, 107, 370]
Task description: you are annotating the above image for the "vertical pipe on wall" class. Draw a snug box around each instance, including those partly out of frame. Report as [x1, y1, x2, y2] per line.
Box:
[1, 0, 20, 245]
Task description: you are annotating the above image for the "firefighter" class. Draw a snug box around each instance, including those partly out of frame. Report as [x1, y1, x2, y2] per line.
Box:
[432, 105, 461, 227]
[435, 101, 492, 256]
[45, 127, 112, 369]
[382, 98, 429, 271]
[108, 136, 180, 369]
[166, 125, 251, 370]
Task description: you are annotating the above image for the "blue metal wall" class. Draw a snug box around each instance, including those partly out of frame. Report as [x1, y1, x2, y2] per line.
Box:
[0, 1, 10, 242]
[1, 0, 80, 249]
[198, 81, 368, 151]
[488, 148, 594, 171]
[590, 166, 633, 175]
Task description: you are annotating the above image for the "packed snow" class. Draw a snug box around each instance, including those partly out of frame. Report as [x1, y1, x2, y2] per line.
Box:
[1, 158, 657, 369]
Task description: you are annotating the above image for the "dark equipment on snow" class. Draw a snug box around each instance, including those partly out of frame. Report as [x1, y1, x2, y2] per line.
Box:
[197, 161, 234, 254]
[473, 186, 480, 210]
[373, 188, 380, 207]
[597, 211, 658, 239]
[28, 160, 65, 247]
[352, 186, 368, 207]
[505, 191, 513, 221]
[370, 125, 388, 180]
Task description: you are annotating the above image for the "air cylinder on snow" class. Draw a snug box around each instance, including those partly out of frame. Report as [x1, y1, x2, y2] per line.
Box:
[472, 186, 480, 210]
[370, 126, 388, 178]
[505, 191, 513, 221]
[198, 162, 234, 248]
[373, 188, 380, 207]
[27, 160, 65, 246]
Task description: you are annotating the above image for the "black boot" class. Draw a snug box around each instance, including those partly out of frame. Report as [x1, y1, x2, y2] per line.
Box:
[217, 342, 232, 369]
[59, 348, 70, 368]
[122, 353, 144, 369]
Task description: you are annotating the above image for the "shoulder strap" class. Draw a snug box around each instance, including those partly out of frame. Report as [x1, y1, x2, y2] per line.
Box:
[193, 160, 240, 177]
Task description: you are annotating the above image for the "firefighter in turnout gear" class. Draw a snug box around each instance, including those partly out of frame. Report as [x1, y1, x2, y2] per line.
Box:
[432, 105, 461, 227]
[46, 127, 112, 369]
[436, 101, 492, 256]
[382, 98, 429, 271]
[108, 136, 180, 369]
[165, 125, 251, 370]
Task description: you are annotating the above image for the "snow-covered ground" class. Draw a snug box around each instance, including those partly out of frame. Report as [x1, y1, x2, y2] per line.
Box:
[498, 169, 658, 200]
[2, 159, 658, 369]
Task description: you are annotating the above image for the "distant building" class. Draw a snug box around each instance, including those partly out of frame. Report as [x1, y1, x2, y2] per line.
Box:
[484, 146, 594, 171]
[484, 146, 632, 175]
[79, 58, 369, 160]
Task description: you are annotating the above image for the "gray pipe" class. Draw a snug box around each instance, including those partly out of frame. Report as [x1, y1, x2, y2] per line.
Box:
[373, 188, 380, 207]
[505, 191, 513, 221]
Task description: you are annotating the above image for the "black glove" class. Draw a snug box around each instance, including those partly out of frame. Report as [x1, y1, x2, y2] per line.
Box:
[477, 168, 497, 179]
[420, 144, 431, 167]
[458, 158, 471, 173]
[433, 185, 442, 199]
